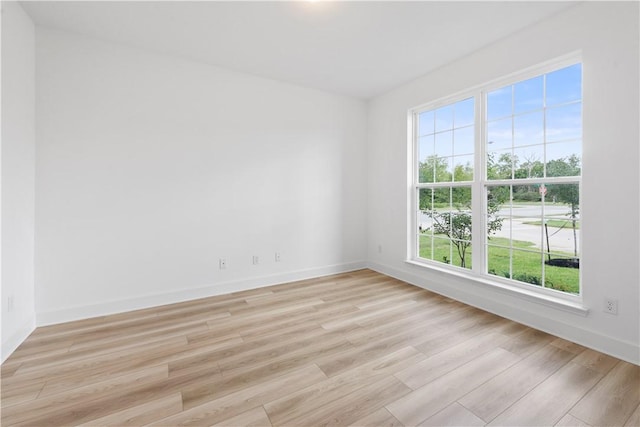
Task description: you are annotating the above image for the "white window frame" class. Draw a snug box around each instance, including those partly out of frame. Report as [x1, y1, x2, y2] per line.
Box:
[408, 53, 583, 308]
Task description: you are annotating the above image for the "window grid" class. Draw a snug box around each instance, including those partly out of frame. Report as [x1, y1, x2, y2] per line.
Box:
[412, 60, 581, 297]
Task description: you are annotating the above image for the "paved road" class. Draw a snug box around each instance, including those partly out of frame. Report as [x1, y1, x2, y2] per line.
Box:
[418, 203, 579, 254]
[492, 217, 579, 254]
[500, 204, 575, 218]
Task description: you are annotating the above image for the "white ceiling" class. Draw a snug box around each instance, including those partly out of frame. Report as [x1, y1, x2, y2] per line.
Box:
[20, 1, 578, 99]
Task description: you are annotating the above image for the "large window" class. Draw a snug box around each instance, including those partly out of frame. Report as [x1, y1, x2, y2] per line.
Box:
[412, 60, 582, 297]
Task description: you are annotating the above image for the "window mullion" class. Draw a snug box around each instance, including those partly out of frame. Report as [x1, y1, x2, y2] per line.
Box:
[472, 92, 485, 274]
[410, 112, 418, 261]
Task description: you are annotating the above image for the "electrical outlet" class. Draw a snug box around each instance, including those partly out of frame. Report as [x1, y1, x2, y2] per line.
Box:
[7, 295, 14, 312]
[275, 252, 281, 262]
[252, 255, 259, 265]
[219, 258, 227, 270]
[604, 298, 618, 315]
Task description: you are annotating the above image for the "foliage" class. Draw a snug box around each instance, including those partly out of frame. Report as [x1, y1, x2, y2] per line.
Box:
[487, 270, 546, 287]
[418, 156, 474, 210]
[513, 191, 541, 202]
[421, 164, 504, 267]
[420, 236, 579, 293]
[430, 209, 473, 267]
[487, 152, 514, 180]
[418, 156, 452, 184]
[515, 153, 544, 179]
[419, 152, 581, 283]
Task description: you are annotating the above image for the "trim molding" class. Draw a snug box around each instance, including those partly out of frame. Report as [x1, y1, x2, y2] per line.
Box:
[368, 261, 640, 365]
[35, 261, 367, 326]
[404, 259, 588, 316]
[2, 315, 36, 363]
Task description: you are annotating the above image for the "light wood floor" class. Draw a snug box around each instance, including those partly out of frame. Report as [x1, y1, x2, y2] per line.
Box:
[2, 269, 639, 426]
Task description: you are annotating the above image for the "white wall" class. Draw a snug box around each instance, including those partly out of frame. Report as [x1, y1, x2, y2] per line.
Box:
[367, 2, 640, 364]
[1, 1, 37, 362]
[35, 28, 367, 324]
[9, 1, 638, 366]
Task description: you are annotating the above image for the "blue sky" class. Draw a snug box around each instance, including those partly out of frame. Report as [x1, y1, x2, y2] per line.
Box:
[418, 63, 582, 173]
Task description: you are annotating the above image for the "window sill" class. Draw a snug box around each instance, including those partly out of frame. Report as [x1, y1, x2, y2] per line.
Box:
[404, 259, 589, 317]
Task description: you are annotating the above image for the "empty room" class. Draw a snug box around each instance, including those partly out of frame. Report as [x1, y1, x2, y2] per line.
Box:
[2, 1, 639, 426]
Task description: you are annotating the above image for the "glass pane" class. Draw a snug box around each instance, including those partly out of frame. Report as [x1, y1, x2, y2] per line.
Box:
[418, 110, 435, 136]
[488, 185, 511, 209]
[487, 86, 512, 121]
[514, 75, 544, 114]
[418, 156, 435, 183]
[487, 244, 510, 278]
[435, 104, 454, 132]
[545, 142, 581, 177]
[543, 216, 580, 258]
[544, 182, 579, 252]
[418, 135, 434, 162]
[418, 188, 434, 212]
[435, 157, 453, 183]
[418, 234, 433, 260]
[487, 149, 513, 180]
[435, 131, 453, 158]
[433, 237, 452, 265]
[512, 250, 543, 287]
[514, 111, 544, 147]
[546, 64, 582, 106]
[452, 186, 472, 208]
[453, 155, 474, 182]
[453, 125, 474, 156]
[487, 117, 512, 150]
[451, 240, 472, 269]
[449, 210, 472, 245]
[433, 187, 450, 209]
[514, 196, 543, 227]
[544, 182, 579, 256]
[454, 98, 474, 128]
[512, 216, 542, 252]
[512, 183, 538, 204]
[544, 256, 579, 294]
[513, 145, 544, 179]
[512, 183, 541, 204]
[487, 185, 509, 246]
[546, 103, 582, 142]
[431, 204, 453, 238]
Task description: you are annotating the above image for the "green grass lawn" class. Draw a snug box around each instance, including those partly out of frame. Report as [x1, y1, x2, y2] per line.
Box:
[419, 235, 579, 294]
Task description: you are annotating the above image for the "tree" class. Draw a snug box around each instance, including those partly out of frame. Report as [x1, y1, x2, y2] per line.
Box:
[418, 155, 450, 183]
[487, 152, 516, 180]
[431, 208, 472, 267]
[515, 152, 544, 200]
[453, 162, 473, 183]
[419, 156, 452, 210]
[546, 155, 581, 256]
[425, 187, 504, 268]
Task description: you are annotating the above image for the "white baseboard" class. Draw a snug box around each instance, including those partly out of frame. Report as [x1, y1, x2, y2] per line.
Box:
[2, 315, 36, 363]
[367, 261, 640, 366]
[36, 261, 367, 326]
[23, 259, 639, 366]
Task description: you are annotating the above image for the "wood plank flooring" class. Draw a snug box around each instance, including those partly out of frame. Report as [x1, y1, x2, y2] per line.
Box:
[2, 269, 638, 426]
